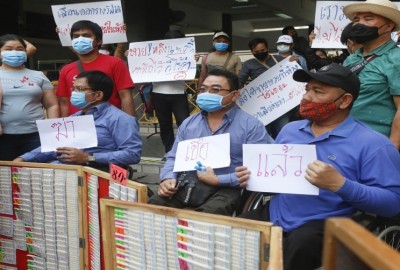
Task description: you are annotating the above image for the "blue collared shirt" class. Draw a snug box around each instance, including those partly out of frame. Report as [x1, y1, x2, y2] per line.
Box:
[22, 103, 142, 166]
[160, 105, 274, 187]
[270, 115, 400, 232]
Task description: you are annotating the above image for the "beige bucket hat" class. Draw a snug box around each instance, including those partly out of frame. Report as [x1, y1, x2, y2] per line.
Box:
[343, 0, 400, 31]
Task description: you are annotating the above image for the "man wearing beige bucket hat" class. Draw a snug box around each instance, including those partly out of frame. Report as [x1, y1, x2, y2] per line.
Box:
[343, 0, 400, 149]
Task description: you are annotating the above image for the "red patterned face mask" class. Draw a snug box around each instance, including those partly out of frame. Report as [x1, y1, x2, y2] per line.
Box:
[299, 98, 338, 121]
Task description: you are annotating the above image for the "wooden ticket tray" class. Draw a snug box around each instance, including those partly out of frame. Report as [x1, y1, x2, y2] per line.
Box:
[323, 218, 400, 270]
[0, 161, 148, 270]
[100, 199, 283, 270]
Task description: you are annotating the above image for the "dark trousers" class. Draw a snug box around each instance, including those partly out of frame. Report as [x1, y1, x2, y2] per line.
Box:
[149, 187, 241, 216]
[240, 202, 324, 270]
[0, 132, 41, 161]
[152, 93, 190, 153]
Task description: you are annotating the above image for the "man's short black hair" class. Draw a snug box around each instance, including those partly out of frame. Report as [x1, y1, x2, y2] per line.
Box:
[340, 22, 354, 45]
[71, 20, 103, 48]
[248, 37, 268, 50]
[282, 26, 295, 35]
[76, 70, 114, 101]
[206, 69, 240, 90]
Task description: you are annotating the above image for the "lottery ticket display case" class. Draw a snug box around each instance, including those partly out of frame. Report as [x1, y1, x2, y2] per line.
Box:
[0, 161, 147, 270]
[100, 199, 283, 270]
[323, 218, 400, 270]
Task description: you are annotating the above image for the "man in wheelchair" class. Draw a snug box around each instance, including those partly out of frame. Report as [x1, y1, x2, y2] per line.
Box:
[236, 63, 400, 270]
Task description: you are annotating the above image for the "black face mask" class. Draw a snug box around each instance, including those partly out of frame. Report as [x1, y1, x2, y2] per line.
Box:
[253, 51, 268, 61]
[349, 23, 384, 44]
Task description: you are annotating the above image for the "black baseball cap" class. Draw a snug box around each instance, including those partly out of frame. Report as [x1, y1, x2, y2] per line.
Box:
[293, 63, 360, 100]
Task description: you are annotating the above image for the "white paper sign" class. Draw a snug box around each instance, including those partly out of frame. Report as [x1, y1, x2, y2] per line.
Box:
[51, 0, 127, 46]
[236, 58, 305, 126]
[127, 37, 197, 83]
[36, 115, 98, 152]
[312, 1, 354, 49]
[173, 133, 230, 173]
[313, 1, 400, 48]
[243, 144, 319, 195]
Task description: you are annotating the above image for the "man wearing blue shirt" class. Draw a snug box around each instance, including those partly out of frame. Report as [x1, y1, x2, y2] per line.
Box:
[15, 70, 142, 171]
[149, 69, 273, 215]
[236, 63, 400, 270]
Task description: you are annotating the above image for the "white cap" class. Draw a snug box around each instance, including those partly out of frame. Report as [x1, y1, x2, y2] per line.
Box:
[276, 35, 293, 44]
[213, 31, 230, 40]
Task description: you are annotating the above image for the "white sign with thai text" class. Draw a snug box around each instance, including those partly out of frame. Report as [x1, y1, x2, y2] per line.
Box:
[312, 1, 400, 48]
[236, 58, 305, 126]
[312, 1, 354, 49]
[36, 115, 98, 152]
[173, 133, 230, 172]
[127, 37, 197, 83]
[51, 0, 127, 46]
[243, 144, 319, 195]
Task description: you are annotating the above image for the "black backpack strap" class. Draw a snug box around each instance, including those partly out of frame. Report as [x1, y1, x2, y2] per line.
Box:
[349, 54, 377, 75]
[76, 60, 85, 73]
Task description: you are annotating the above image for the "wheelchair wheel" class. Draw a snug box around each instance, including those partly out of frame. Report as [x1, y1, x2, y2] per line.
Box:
[378, 226, 400, 251]
[241, 192, 271, 215]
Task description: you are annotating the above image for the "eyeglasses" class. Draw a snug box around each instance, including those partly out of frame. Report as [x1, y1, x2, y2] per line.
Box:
[197, 87, 232, 94]
[72, 86, 93, 92]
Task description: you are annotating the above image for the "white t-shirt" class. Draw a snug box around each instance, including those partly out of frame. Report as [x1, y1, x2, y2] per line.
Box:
[0, 68, 53, 134]
[152, 80, 186, 95]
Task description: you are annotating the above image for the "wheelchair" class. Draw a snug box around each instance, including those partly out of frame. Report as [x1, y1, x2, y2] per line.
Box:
[239, 191, 400, 252]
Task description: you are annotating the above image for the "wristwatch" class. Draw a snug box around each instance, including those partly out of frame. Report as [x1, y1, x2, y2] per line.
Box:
[87, 154, 95, 165]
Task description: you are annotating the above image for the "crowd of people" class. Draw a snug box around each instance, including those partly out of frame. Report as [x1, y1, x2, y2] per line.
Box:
[1, 0, 400, 269]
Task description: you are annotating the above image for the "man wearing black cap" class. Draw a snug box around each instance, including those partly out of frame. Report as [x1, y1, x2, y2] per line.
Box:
[236, 63, 400, 270]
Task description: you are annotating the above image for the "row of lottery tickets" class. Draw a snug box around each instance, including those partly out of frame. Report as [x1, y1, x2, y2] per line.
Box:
[87, 174, 139, 270]
[114, 208, 260, 270]
[0, 166, 80, 270]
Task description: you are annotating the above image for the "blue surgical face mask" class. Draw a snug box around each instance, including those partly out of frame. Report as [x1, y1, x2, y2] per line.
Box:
[214, 42, 229, 52]
[277, 44, 291, 53]
[1, 50, 27, 67]
[196, 92, 234, 112]
[71, 36, 94, 55]
[70, 91, 96, 109]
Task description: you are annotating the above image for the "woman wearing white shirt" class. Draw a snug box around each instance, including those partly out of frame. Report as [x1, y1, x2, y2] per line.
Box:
[0, 34, 59, 160]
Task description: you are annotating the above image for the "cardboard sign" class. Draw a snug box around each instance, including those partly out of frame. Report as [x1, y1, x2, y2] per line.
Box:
[243, 144, 319, 195]
[236, 58, 305, 126]
[51, 0, 127, 46]
[173, 134, 230, 172]
[36, 115, 98, 152]
[312, 1, 400, 48]
[110, 163, 127, 186]
[127, 37, 197, 83]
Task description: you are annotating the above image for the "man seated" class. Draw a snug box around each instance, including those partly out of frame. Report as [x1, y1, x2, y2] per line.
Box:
[236, 63, 400, 270]
[14, 70, 142, 171]
[149, 69, 273, 216]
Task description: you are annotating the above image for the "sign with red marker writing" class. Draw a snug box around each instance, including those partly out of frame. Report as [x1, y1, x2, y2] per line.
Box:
[110, 163, 127, 186]
[243, 144, 319, 195]
[51, 0, 127, 46]
[236, 58, 305, 126]
[312, 1, 354, 49]
[36, 115, 97, 152]
[127, 37, 197, 83]
[312, 1, 400, 49]
[173, 133, 230, 173]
